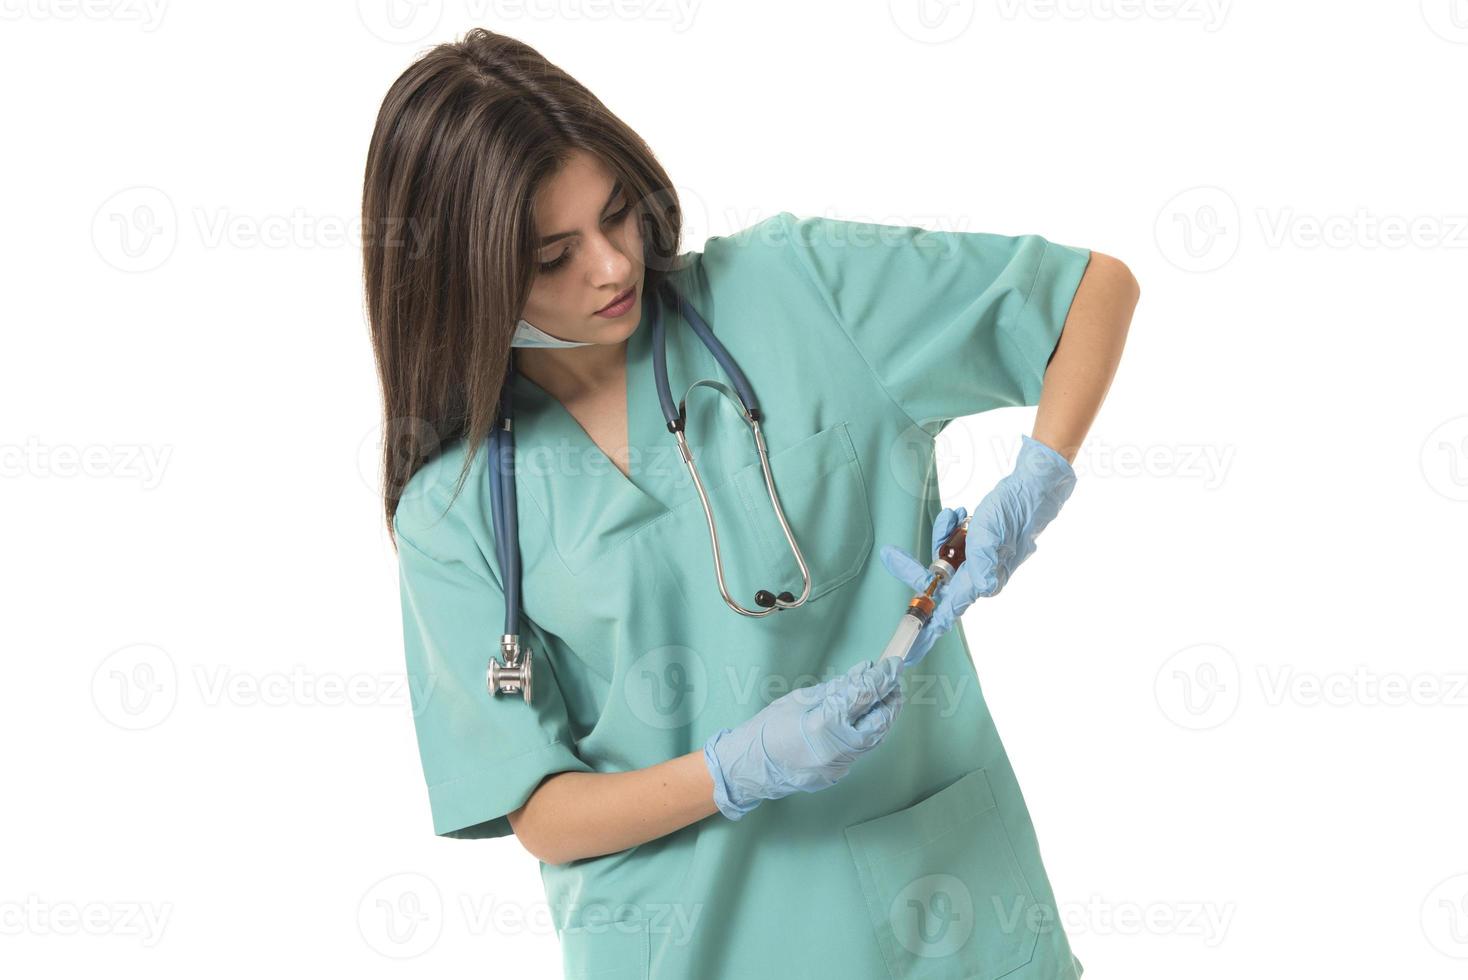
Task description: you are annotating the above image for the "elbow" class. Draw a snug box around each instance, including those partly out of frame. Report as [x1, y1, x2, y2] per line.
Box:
[507, 804, 561, 865]
[508, 803, 580, 866]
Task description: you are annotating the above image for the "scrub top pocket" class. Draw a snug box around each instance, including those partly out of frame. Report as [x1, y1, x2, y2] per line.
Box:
[728, 420, 874, 606]
[844, 768, 1044, 980]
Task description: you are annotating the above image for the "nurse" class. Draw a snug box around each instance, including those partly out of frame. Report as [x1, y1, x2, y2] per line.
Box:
[362, 28, 1138, 980]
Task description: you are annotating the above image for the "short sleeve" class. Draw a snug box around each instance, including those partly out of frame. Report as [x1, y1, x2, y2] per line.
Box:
[781, 212, 1091, 430]
[395, 488, 593, 841]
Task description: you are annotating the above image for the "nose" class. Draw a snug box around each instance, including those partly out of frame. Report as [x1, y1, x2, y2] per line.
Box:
[586, 228, 635, 286]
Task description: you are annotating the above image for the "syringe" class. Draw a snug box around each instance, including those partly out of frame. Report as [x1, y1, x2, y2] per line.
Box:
[879, 515, 971, 664]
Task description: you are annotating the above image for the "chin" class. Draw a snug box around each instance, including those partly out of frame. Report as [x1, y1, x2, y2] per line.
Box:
[608, 309, 642, 342]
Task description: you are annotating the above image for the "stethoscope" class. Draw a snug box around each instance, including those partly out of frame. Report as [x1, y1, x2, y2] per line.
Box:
[486, 280, 813, 702]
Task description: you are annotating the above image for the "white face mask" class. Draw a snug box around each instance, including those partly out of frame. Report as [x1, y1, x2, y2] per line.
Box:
[512, 318, 595, 349]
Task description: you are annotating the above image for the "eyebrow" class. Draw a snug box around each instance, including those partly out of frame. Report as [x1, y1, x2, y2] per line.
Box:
[538, 180, 624, 247]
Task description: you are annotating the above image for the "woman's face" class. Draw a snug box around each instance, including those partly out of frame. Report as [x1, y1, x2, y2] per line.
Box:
[520, 150, 645, 346]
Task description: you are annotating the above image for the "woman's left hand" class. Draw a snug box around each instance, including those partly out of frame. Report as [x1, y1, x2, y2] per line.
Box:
[878, 434, 1078, 665]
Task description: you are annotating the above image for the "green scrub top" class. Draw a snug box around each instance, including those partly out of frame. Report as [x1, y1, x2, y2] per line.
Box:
[394, 211, 1092, 980]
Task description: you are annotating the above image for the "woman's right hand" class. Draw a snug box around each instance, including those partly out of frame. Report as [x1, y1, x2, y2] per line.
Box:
[702, 657, 905, 820]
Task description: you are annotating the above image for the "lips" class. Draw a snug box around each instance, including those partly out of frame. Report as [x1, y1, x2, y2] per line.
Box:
[596, 285, 635, 314]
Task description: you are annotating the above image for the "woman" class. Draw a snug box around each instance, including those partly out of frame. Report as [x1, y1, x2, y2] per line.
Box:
[362, 28, 1137, 980]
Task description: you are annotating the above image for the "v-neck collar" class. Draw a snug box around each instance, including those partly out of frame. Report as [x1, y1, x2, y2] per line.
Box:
[507, 279, 708, 564]
[511, 301, 655, 502]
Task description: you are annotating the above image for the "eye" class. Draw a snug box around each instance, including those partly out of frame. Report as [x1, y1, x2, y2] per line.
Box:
[536, 202, 634, 274]
[538, 251, 570, 274]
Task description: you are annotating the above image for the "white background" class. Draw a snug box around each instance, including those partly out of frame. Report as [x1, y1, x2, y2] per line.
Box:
[3, 1, 1466, 977]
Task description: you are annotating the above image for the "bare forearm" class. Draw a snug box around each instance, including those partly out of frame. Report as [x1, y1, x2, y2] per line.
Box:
[508, 749, 718, 865]
[1032, 252, 1139, 462]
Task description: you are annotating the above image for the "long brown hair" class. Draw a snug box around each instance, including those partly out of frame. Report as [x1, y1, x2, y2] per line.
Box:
[361, 28, 682, 545]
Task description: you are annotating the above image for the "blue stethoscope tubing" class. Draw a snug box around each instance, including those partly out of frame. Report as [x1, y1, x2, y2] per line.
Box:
[487, 382, 521, 638]
[650, 280, 761, 429]
[485, 280, 813, 703]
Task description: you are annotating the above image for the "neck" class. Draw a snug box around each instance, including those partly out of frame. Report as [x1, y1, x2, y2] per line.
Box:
[515, 339, 628, 402]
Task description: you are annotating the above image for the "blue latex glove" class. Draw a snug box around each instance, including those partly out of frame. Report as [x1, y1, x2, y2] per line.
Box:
[703, 657, 905, 820]
[879, 434, 1077, 666]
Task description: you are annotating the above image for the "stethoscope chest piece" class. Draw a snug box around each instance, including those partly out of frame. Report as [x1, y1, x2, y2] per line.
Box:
[488, 633, 533, 704]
